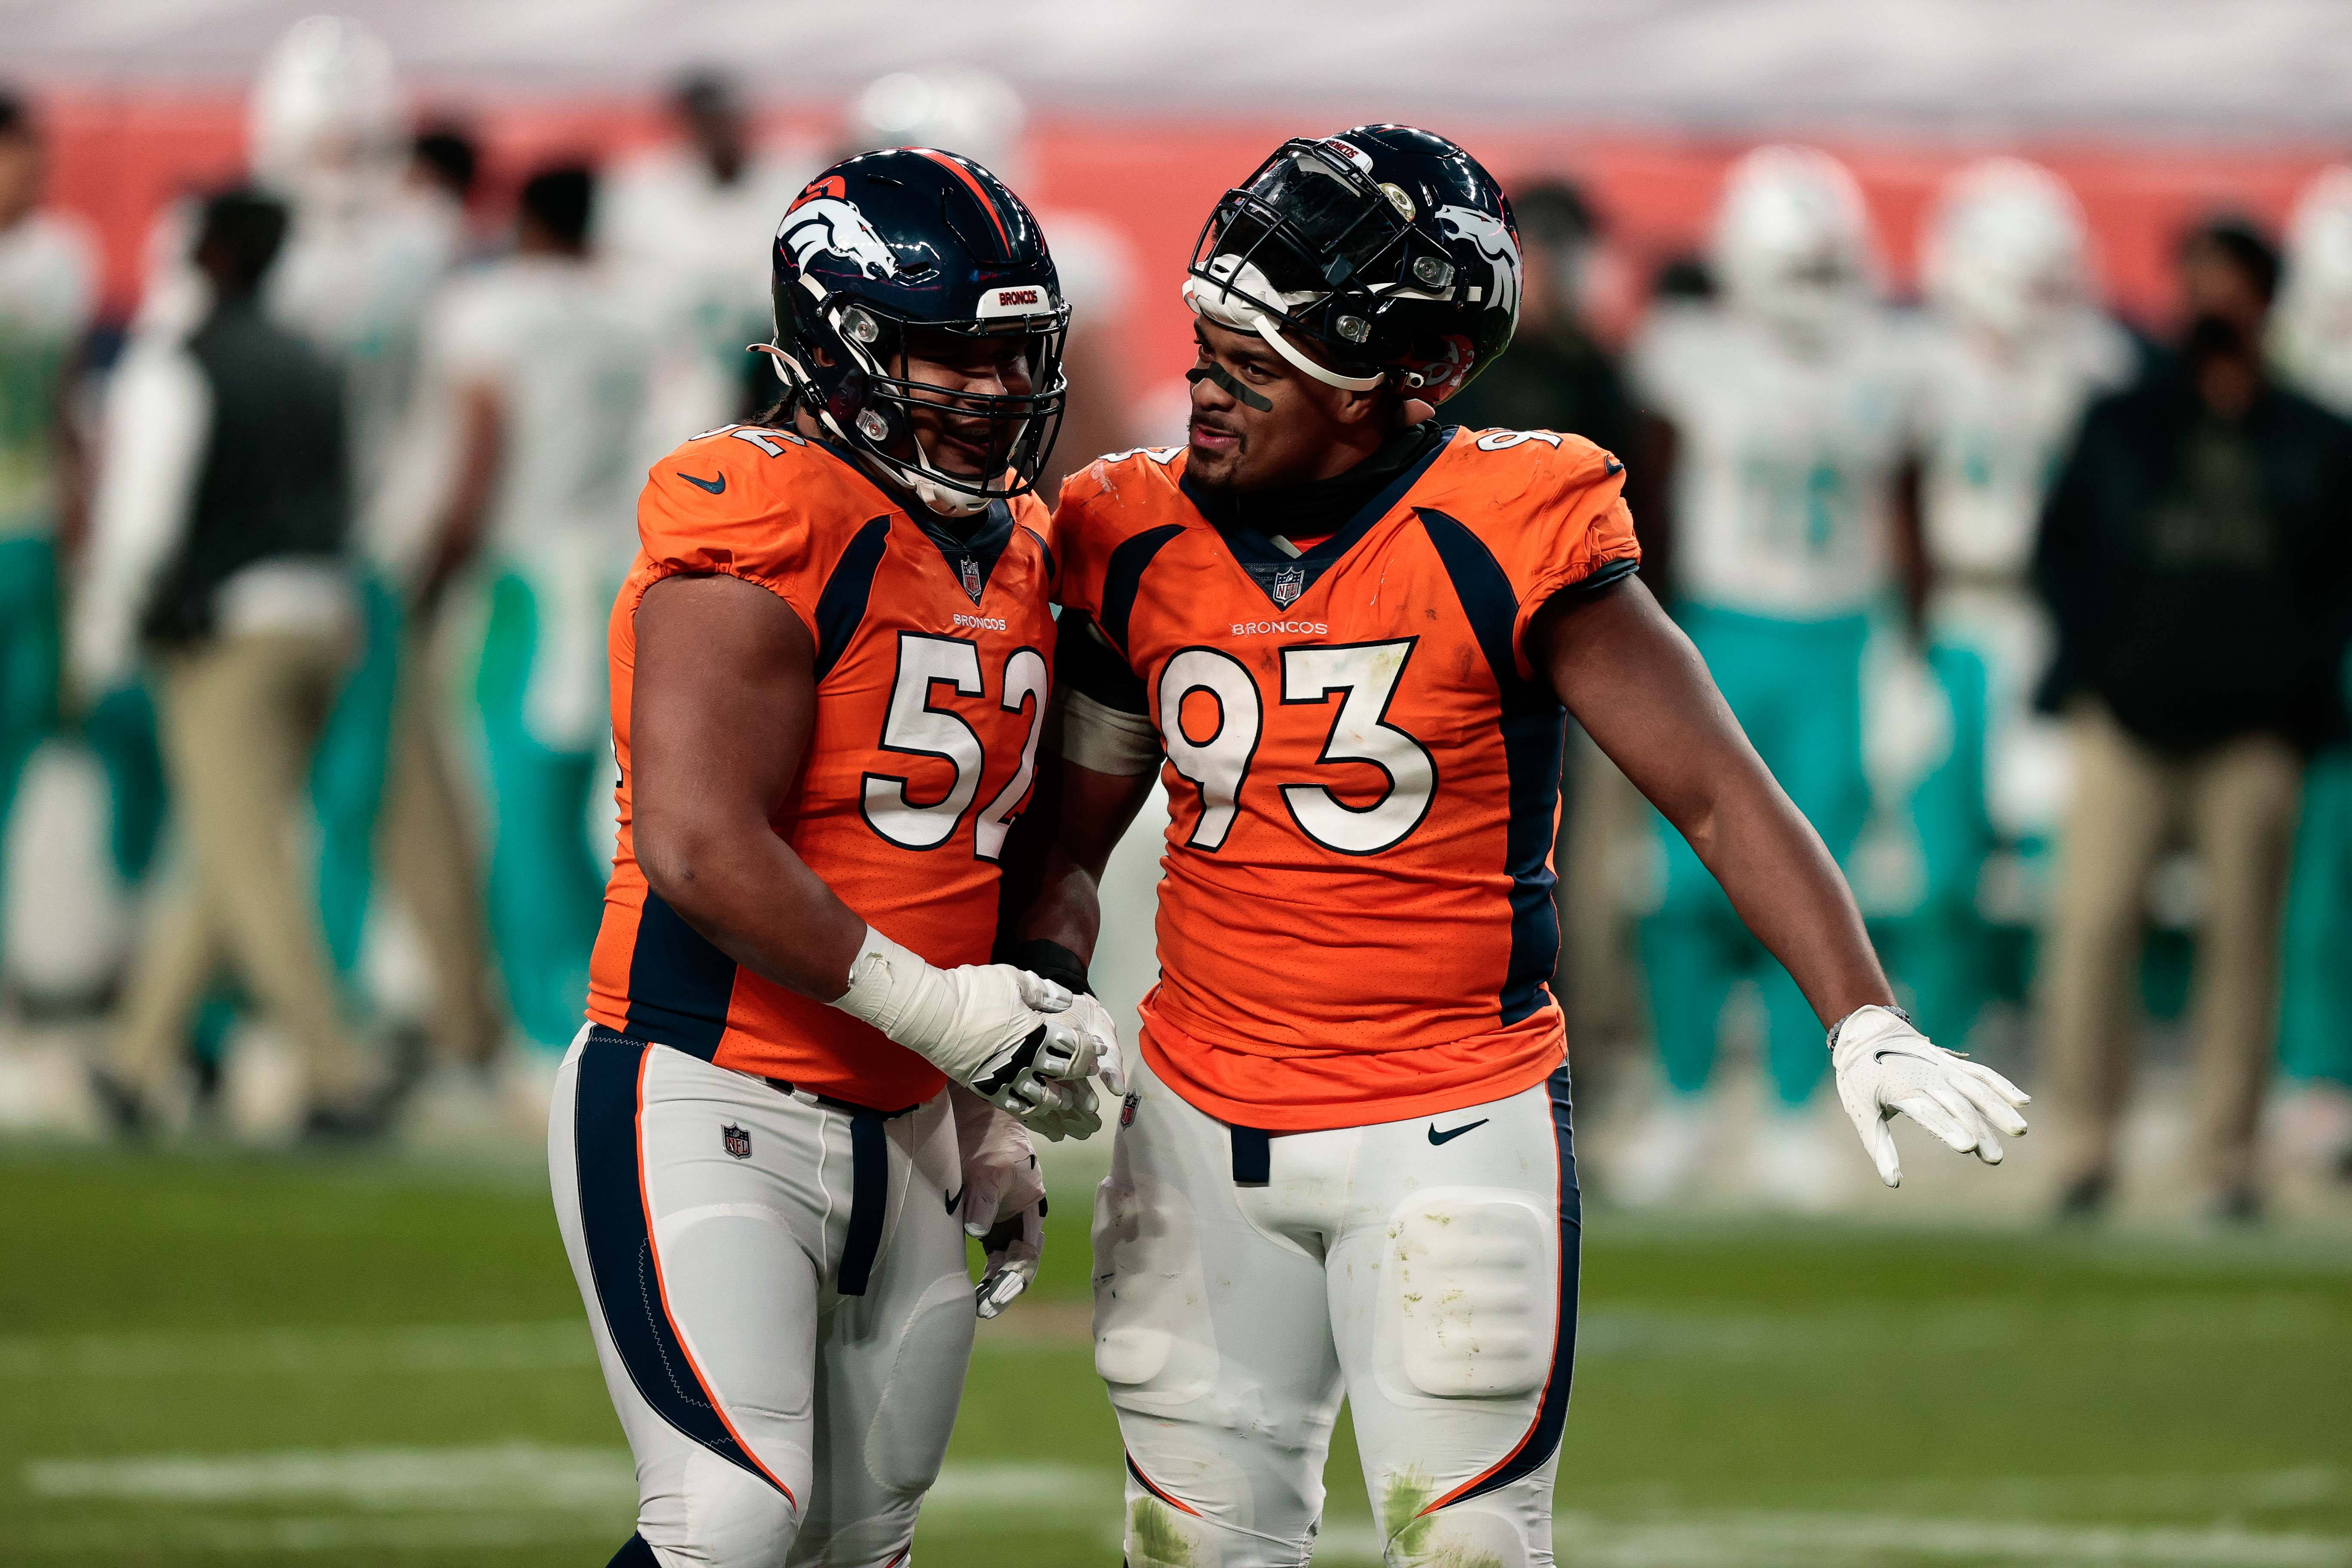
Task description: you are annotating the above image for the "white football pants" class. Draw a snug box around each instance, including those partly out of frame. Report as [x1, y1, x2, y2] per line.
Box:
[550, 1026, 975, 1568]
[1094, 1047, 1580, 1568]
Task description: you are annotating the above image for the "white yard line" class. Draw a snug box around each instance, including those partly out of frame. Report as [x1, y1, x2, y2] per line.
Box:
[20, 1446, 2350, 1564]
[0, 1322, 595, 1379]
[1303, 1513, 2352, 1567]
[24, 1445, 1102, 1513]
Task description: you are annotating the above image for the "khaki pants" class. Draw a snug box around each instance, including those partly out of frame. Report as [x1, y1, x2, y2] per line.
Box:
[2040, 702, 2303, 1193]
[113, 630, 367, 1105]
[378, 623, 502, 1068]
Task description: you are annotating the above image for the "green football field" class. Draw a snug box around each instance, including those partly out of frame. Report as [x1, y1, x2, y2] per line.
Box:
[2, 1142, 2347, 1568]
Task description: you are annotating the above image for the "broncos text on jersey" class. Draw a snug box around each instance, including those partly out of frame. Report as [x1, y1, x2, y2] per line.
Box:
[1053, 426, 1640, 1130]
[586, 424, 1058, 1110]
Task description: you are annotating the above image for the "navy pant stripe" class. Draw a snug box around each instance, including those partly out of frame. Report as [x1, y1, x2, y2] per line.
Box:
[836, 1111, 888, 1296]
[1439, 1063, 1582, 1509]
[1229, 1125, 1271, 1185]
[573, 1028, 792, 1501]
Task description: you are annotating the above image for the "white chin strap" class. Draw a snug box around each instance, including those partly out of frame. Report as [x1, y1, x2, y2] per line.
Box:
[1182, 257, 1384, 392]
[756, 342, 994, 518]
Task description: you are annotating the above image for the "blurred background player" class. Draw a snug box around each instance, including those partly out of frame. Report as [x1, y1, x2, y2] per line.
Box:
[0, 88, 101, 1003]
[77, 188, 380, 1134]
[2269, 168, 2352, 1177]
[1883, 159, 2137, 1056]
[599, 68, 808, 450]
[408, 164, 648, 1060]
[1617, 145, 1920, 1208]
[2034, 216, 2352, 1222]
[184, 16, 497, 1093]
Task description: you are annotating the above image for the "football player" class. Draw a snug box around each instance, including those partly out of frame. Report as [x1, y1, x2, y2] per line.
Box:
[1616, 146, 1925, 1207]
[0, 89, 98, 987]
[1008, 126, 2028, 1568]
[551, 147, 1116, 1568]
[406, 164, 651, 1060]
[1897, 159, 2136, 1048]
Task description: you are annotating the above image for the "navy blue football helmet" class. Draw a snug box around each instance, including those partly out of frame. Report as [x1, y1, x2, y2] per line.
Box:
[769, 147, 1068, 513]
[1184, 125, 1521, 404]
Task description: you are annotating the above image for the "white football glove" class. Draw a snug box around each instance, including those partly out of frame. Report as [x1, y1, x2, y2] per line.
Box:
[949, 1086, 1048, 1319]
[1830, 1004, 2031, 1187]
[1061, 993, 1126, 1096]
[831, 928, 1111, 1138]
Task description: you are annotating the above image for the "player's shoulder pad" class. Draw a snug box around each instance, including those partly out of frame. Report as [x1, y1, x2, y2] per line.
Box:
[637, 424, 881, 579]
[1053, 444, 1188, 533]
[1441, 426, 1627, 511]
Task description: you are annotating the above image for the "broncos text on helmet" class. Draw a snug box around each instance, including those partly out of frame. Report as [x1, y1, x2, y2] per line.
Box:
[1182, 125, 1521, 404]
[766, 147, 1068, 516]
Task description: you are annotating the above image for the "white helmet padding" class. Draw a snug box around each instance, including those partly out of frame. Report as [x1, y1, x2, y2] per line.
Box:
[1182, 253, 1385, 392]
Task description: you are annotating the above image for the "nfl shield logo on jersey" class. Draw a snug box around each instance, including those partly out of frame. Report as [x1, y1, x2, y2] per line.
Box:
[959, 555, 983, 603]
[1271, 564, 1306, 606]
[722, 1123, 751, 1160]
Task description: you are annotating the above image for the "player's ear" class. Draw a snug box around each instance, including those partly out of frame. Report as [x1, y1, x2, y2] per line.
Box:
[1329, 386, 1388, 430]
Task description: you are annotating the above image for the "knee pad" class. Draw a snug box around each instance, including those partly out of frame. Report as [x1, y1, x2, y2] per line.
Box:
[1384, 1479, 1546, 1568]
[1381, 1188, 1554, 1400]
[861, 1270, 975, 1494]
[1092, 1174, 1218, 1409]
[640, 1446, 799, 1567]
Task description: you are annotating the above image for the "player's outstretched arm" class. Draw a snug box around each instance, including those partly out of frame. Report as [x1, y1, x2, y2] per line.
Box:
[631, 574, 1107, 1134]
[1533, 576, 2027, 1184]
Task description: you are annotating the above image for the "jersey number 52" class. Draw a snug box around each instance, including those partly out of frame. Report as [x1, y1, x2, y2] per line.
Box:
[864, 632, 1048, 859]
[1158, 639, 1436, 857]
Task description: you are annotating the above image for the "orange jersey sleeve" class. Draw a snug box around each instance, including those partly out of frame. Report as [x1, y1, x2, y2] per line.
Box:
[1438, 428, 1643, 677]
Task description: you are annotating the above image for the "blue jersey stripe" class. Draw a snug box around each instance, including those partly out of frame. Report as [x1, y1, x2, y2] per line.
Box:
[1416, 506, 1565, 1026]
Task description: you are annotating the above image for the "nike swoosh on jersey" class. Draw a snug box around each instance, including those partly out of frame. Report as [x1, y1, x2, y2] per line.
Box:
[1427, 1118, 1490, 1145]
[677, 471, 726, 495]
[945, 1184, 966, 1214]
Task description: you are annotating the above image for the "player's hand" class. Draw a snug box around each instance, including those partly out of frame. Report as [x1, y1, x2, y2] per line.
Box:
[832, 928, 1094, 1129]
[1059, 993, 1126, 1095]
[974, 1200, 1044, 1319]
[947, 1086, 1048, 1318]
[1830, 1004, 2030, 1187]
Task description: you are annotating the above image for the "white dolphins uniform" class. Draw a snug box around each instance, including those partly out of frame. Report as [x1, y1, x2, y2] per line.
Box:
[1912, 309, 2135, 862]
[0, 208, 101, 999]
[599, 144, 812, 454]
[1629, 293, 1922, 1109]
[416, 254, 650, 1049]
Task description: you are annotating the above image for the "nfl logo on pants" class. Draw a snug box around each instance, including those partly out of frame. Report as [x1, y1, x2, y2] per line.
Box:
[722, 1123, 751, 1160]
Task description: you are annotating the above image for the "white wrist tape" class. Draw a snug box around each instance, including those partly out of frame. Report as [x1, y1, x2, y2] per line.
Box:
[833, 926, 951, 1044]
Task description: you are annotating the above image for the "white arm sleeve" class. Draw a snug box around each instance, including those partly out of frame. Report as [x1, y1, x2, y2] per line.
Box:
[74, 341, 211, 693]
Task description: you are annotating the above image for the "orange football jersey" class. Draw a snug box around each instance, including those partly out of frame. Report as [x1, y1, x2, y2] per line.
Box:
[587, 424, 1058, 1110]
[1054, 426, 1640, 1131]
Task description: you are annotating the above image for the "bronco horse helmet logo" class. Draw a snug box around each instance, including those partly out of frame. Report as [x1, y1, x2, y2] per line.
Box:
[1436, 204, 1522, 321]
[779, 176, 900, 282]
